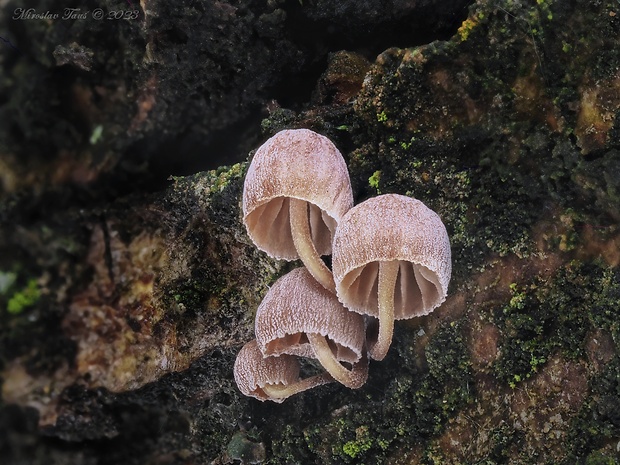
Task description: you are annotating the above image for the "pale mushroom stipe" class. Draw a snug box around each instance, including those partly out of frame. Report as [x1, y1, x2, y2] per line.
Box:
[234, 129, 452, 401]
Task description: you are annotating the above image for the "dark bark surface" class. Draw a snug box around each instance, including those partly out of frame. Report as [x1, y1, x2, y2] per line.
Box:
[1, 0, 619, 464]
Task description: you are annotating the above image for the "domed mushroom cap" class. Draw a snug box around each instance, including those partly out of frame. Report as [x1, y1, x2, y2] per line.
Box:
[242, 129, 353, 260]
[332, 194, 452, 319]
[255, 267, 365, 364]
[233, 340, 301, 403]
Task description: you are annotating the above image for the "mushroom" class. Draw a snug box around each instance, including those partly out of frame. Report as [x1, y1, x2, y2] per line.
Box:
[255, 267, 368, 389]
[234, 339, 333, 403]
[332, 194, 451, 361]
[242, 129, 353, 292]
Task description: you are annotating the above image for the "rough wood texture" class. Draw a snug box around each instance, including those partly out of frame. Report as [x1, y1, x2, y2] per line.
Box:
[1, 0, 619, 464]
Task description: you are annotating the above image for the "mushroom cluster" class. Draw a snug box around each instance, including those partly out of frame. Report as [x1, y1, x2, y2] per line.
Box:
[234, 129, 452, 402]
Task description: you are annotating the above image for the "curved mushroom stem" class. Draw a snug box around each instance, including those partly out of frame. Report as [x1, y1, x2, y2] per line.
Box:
[369, 260, 399, 361]
[307, 333, 368, 389]
[289, 198, 336, 293]
[261, 372, 334, 401]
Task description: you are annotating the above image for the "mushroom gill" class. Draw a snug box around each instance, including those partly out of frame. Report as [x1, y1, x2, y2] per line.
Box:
[332, 194, 451, 361]
[242, 129, 353, 292]
[254, 267, 368, 389]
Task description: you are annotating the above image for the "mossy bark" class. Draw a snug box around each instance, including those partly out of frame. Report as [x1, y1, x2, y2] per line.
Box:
[2, 0, 620, 464]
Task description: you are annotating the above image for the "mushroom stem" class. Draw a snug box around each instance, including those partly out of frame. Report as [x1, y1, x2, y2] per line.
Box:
[307, 333, 368, 389]
[369, 260, 399, 361]
[262, 372, 334, 400]
[289, 198, 336, 293]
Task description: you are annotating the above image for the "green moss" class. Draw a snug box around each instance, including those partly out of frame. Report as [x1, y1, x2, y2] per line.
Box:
[399, 137, 415, 150]
[6, 278, 40, 315]
[169, 281, 205, 312]
[422, 322, 474, 418]
[300, 410, 393, 464]
[368, 170, 381, 193]
[341, 426, 373, 458]
[570, 270, 620, 456]
[493, 263, 619, 392]
[565, 353, 620, 462]
[89, 124, 104, 145]
[457, 17, 479, 42]
[587, 266, 620, 338]
[260, 108, 296, 134]
[584, 450, 617, 465]
[270, 424, 316, 464]
[204, 162, 245, 196]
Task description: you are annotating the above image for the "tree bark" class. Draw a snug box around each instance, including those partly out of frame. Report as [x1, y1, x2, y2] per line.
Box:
[1, 0, 619, 464]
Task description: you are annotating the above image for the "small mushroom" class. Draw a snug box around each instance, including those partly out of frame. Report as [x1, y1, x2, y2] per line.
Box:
[332, 194, 451, 361]
[255, 267, 368, 389]
[242, 129, 353, 292]
[233, 339, 333, 403]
